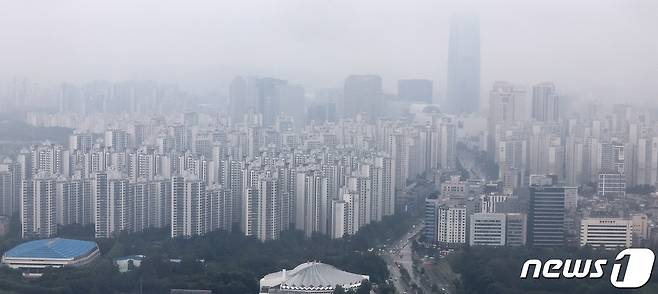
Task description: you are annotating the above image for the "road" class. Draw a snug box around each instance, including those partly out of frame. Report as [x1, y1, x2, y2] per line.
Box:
[382, 221, 434, 294]
[381, 178, 455, 293]
[421, 259, 456, 294]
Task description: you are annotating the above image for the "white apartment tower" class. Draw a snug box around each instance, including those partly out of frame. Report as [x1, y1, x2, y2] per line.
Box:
[170, 174, 208, 238]
[437, 204, 466, 245]
[21, 174, 57, 238]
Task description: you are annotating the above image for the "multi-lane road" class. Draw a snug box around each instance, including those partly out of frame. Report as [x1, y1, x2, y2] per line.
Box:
[382, 220, 446, 294]
[381, 172, 468, 293]
[380, 146, 484, 293]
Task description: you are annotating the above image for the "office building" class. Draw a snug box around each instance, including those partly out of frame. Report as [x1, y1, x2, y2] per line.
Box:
[423, 197, 439, 242]
[505, 213, 527, 246]
[580, 218, 632, 249]
[528, 184, 565, 247]
[469, 213, 506, 246]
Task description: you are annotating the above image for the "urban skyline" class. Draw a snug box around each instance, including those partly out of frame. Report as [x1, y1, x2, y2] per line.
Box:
[1, 1, 657, 293]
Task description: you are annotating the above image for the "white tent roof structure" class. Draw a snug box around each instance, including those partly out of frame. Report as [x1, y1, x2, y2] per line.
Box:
[260, 262, 369, 293]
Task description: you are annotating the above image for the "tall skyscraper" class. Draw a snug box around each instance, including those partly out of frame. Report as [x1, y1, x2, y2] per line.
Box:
[343, 75, 383, 119]
[398, 79, 433, 103]
[531, 82, 559, 122]
[446, 13, 481, 114]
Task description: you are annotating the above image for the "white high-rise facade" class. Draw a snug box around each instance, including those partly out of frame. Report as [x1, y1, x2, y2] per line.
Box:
[170, 173, 207, 238]
[437, 204, 466, 244]
[21, 174, 57, 239]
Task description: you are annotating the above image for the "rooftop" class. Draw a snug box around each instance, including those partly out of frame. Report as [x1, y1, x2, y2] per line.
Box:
[262, 262, 368, 291]
[3, 238, 99, 260]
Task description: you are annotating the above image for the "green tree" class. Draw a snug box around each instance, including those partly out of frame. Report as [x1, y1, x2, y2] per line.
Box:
[356, 279, 372, 294]
[333, 285, 346, 294]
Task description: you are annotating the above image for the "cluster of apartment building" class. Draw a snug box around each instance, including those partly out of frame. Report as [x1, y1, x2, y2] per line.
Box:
[418, 81, 658, 250]
[0, 109, 456, 241]
[483, 81, 658, 199]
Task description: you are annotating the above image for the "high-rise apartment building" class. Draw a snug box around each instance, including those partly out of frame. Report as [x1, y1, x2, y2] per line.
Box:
[57, 177, 93, 226]
[171, 173, 208, 238]
[21, 174, 57, 239]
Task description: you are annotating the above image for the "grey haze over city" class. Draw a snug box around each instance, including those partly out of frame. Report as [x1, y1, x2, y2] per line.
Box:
[1, 0, 657, 105]
[3, 1, 658, 293]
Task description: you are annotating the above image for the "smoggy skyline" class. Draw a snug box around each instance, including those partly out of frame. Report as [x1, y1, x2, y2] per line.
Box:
[1, 0, 657, 104]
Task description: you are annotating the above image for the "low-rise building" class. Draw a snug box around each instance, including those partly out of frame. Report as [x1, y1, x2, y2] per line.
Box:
[1, 238, 100, 277]
[259, 262, 369, 294]
[469, 213, 506, 246]
[580, 218, 632, 249]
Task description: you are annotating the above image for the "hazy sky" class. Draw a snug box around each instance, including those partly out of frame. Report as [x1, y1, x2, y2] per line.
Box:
[1, 0, 657, 102]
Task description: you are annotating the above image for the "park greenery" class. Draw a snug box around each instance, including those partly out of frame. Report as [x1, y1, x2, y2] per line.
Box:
[0, 213, 414, 294]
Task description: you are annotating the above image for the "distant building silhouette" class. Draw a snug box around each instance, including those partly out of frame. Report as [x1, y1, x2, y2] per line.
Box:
[398, 79, 433, 103]
[446, 13, 480, 114]
[531, 82, 559, 122]
[343, 75, 383, 119]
